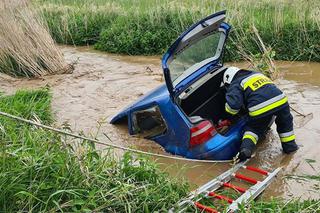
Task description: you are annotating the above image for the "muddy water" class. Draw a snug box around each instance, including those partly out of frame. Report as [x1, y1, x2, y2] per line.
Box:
[0, 46, 164, 153]
[0, 46, 320, 200]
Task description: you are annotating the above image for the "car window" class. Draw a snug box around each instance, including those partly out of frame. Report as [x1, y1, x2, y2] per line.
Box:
[131, 106, 167, 138]
[169, 31, 225, 86]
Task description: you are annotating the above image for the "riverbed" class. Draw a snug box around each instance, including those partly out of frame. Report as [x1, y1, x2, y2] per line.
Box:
[0, 46, 319, 200]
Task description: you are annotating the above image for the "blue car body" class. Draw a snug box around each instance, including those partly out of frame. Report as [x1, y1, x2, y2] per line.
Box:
[111, 11, 247, 160]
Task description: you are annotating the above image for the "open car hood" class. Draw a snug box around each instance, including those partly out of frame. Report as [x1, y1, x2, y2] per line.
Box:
[162, 10, 231, 98]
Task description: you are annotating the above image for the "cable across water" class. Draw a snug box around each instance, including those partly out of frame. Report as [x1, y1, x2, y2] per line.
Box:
[0, 111, 232, 163]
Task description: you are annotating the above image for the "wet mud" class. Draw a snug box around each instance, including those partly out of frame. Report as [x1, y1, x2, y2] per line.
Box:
[0, 46, 319, 200]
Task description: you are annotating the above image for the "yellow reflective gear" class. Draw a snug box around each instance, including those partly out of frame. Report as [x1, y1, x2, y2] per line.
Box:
[243, 75, 273, 91]
[225, 103, 239, 115]
[249, 94, 286, 112]
[243, 134, 258, 145]
[280, 135, 296, 143]
[249, 96, 288, 117]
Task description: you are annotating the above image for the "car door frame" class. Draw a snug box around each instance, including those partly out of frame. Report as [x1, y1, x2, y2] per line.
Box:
[128, 102, 168, 138]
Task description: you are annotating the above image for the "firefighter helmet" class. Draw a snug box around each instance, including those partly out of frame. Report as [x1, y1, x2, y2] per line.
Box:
[222, 67, 240, 86]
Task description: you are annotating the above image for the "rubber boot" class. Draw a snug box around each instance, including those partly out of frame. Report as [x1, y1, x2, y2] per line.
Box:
[239, 140, 256, 161]
[282, 141, 299, 154]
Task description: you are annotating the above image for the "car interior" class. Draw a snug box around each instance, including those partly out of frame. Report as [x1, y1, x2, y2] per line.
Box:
[177, 67, 244, 132]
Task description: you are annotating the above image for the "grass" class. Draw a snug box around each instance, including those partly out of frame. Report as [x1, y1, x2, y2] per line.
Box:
[0, 88, 189, 212]
[0, 1, 70, 78]
[34, 0, 320, 62]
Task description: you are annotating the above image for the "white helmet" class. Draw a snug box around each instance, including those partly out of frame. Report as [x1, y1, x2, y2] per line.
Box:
[222, 66, 240, 86]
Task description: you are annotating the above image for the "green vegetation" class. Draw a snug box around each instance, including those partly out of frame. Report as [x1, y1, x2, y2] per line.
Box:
[35, 0, 320, 62]
[0, 89, 188, 212]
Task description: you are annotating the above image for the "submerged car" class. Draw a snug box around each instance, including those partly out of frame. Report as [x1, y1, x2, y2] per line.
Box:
[110, 11, 248, 160]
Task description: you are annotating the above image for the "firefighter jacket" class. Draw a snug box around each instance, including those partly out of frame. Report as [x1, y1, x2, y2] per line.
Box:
[225, 70, 288, 118]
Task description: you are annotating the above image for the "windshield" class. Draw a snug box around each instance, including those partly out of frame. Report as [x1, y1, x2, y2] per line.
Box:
[169, 32, 224, 86]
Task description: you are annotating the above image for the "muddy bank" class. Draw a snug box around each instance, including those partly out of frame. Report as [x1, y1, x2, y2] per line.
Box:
[0, 46, 319, 200]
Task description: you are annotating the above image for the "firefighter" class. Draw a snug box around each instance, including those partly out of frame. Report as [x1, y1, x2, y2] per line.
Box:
[221, 67, 298, 162]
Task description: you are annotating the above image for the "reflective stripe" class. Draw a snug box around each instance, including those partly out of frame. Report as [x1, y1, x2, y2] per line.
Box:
[279, 131, 295, 143]
[241, 74, 273, 91]
[191, 123, 212, 137]
[240, 74, 263, 89]
[280, 135, 296, 143]
[242, 134, 258, 145]
[279, 131, 294, 138]
[225, 103, 239, 115]
[249, 96, 288, 117]
[244, 131, 259, 141]
[249, 94, 286, 112]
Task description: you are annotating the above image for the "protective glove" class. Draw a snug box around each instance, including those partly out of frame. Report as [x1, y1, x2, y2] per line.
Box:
[238, 148, 252, 162]
[282, 141, 299, 154]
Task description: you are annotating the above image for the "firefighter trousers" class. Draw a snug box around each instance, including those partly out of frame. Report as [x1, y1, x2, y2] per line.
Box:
[241, 105, 298, 153]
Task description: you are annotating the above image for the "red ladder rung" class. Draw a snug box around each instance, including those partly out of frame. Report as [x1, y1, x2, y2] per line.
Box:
[208, 192, 234, 204]
[194, 202, 218, 213]
[234, 173, 258, 184]
[223, 182, 246, 193]
[244, 166, 269, 175]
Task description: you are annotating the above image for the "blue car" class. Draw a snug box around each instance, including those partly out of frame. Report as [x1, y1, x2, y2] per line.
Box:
[110, 11, 247, 160]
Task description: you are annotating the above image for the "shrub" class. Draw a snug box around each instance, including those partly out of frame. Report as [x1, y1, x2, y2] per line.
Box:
[35, 0, 320, 62]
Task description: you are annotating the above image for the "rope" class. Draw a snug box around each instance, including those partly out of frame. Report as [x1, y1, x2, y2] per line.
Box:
[290, 106, 312, 117]
[0, 111, 232, 163]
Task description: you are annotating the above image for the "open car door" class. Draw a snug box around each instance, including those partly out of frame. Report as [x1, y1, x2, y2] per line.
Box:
[162, 10, 230, 99]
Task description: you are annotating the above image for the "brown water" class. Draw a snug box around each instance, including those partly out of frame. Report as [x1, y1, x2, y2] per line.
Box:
[0, 46, 320, 200]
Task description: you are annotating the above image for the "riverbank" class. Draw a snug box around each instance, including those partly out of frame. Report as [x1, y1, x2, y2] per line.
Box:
[36, 0, 320, 62]
[0, 88, 189, 212]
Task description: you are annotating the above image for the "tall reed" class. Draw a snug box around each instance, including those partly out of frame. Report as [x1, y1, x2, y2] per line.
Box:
[0, 1, 70, 78]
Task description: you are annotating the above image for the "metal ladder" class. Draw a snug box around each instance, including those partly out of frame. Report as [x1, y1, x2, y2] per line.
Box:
[171, 162, 281, 213]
